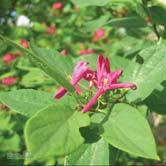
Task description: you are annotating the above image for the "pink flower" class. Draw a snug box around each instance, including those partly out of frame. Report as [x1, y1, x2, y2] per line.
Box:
[52, 2, 63, 10]
[20, 39, 29, 48]
[80, 49, 94, 55]
[3, 53, 17, 64]
[55, 87, 67, 99]
[47, 26, 56, 35]
[1, 77, 17, 86]
[93, 28, 105, 42]
[60, 49, 68, 56]
[82, 55, 136, 112]
[54, 61, 93, 99]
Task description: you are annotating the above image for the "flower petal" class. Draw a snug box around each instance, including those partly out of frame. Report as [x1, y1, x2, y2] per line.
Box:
[105, 58, 110, 73]
[71, 61, 89, 85]
[74, 84, 82, 94]
[54, 87, 67, 99]
[82, 88, 105, 113]
[108, 69, 123, 84]
[97, 55, 105, 85]
[109, 83, 137, 90]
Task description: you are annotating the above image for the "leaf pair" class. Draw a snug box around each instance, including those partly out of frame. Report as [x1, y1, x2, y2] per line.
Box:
[66, 103, 159, 165]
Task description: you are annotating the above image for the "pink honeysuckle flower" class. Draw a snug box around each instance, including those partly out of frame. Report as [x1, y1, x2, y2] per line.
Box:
[20, 39, 29, 48]
[80, 49, 95, 55]
[3, 53, 17, 64]
[52, 2, 63, 10]
[54, 61, 93, 99]
[93, 28, 105, 42]
[1, 77, 17, 86]
[82, 55, 136, 113]
[47, 26, 56, 35]
[60, 49, 68, 56]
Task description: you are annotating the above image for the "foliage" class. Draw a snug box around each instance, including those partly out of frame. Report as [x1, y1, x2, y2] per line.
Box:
[0, 0, 166, 165]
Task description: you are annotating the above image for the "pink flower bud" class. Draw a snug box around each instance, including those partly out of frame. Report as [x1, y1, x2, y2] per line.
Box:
[52, 2, 63, 10]
[60, 49, 68, 56]
[1, 77, 17, 86]
[80, 49, 94, 55]
[93, 28, 105, 42]
[20, 39, 29, 48]
[47, 26, 56, 35]
[3, 53, 17, 64]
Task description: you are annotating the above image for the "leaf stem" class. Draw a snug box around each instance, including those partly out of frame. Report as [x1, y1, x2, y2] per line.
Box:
[100, 90, 128, 124]
[142, 0, 160, 40]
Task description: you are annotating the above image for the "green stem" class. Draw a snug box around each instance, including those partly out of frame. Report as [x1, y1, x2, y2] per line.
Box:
[142, 0, 160, 40]
[100, 90, 128, 124]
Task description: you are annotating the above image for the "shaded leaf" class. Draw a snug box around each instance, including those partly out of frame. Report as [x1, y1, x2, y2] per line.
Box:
[150, 6, 166, 25]
[108, 16, 147, 28]
[66, 138, 109, 165]
[145, 82, 166, 115]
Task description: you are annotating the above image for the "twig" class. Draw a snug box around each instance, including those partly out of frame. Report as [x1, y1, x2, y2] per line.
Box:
[142, 0, 160, 40]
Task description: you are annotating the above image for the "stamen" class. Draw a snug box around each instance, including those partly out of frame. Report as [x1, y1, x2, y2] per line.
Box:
[103, 78, 108, 86]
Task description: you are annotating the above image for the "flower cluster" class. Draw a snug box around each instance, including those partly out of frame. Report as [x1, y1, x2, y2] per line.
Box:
[55, 55, 136, 113]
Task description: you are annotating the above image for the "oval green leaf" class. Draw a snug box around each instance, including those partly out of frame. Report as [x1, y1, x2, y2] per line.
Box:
[25, 105, 90, 162]
[102, 103, 159, 160]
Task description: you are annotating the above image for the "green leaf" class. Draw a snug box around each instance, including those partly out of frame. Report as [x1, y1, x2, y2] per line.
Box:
[29, 42, 74, 92]
[0, 35, 32, 54]
[0, 112, 20, 152]
[102, 103, 159, 160]
[0, 89, 55, 117]
[0, 134, 20, 152]
[66, 138, 109, 165]
[71, 0, 111, 7]
[0, 112, 14, 131]
[0, 35, 74, 92]
[109, 145, 121, 166]
[20, 68, 47, 87]
[108, 16, 147, 28]
[109, 55, 130, 71]
[145, 83, 166, 115]
[149, 6, 166, 25]
[84, 15, 110, 32]
[124, 44, 166, 102]
[25, 105, 90, 162]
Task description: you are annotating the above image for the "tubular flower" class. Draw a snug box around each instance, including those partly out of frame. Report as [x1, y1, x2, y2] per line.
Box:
[54, 87, 67, 99]
[82, 55, 136, 113]
[54, 61, 93, 99]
